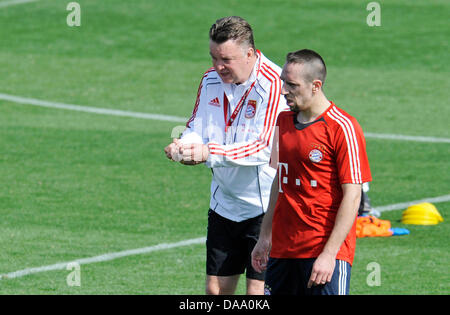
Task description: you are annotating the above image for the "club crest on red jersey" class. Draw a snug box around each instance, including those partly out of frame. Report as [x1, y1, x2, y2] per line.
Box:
[245, 100, 257, 118]
[309, 149, 323, 163]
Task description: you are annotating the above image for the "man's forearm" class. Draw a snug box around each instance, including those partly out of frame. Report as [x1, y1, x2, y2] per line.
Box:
[259, 174, 279, 240]
[322, 184, 361, 257]
[251, 173, 279, 273]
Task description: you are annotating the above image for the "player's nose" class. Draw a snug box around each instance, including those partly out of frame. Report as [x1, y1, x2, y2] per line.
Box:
[213, 59, 225, 71]
[281, 83, 289, 95]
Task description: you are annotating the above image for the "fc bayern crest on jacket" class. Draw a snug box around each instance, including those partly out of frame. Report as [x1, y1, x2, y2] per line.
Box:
[245, 100, 257, 119]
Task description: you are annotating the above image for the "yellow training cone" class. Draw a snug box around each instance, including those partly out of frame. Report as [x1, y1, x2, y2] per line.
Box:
[401, 203, 444, 225]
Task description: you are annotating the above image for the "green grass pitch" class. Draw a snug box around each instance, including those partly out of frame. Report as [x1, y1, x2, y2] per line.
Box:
[0, 0, 448, 294]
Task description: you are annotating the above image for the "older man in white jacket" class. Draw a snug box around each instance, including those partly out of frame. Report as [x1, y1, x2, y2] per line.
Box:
[164, 16, 287, 295]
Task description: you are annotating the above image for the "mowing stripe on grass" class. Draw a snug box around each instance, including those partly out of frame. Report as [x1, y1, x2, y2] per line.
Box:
[1, 92, 450, 143]
[1, 194, 449, 281]
[0, 0, 38, 8]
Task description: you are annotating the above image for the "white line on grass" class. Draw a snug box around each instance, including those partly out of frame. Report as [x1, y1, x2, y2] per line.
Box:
[0, 93, 187, 123]
[374, 194, 450, 212]
[1, 237, 206, 280]
[1, 194, 449, 281]
[0, 0, 38, 8]
[1, 92, 449, 143]
[364, 132, 450, 144]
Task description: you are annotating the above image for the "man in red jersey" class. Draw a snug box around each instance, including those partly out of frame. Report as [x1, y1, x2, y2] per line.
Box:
[251, 49, 372, 295]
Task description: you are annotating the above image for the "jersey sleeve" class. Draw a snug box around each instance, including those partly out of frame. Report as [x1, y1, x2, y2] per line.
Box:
[269, 114, 281, 169]
[180, 71, 209, 145]
[333, 116, 372, 185]
[206, 77, 284, 168]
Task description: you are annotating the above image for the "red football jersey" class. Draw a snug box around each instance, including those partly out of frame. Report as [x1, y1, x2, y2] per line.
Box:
[270, 102, 372, 265]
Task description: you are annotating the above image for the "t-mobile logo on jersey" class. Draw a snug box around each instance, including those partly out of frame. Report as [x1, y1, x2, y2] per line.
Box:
[278, 162, 318, 193]
[278, 163, 288, 193]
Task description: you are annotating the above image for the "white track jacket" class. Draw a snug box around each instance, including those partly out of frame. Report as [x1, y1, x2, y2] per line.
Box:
[181, 50, 287, 222]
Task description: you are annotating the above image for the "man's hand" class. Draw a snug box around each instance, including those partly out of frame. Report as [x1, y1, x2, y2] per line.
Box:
[164, 139, 209, 164]
[179, 143, 209, 164]
[251, 237, 271, 273]
[307, 251, 336, 288]
[164, 138, 182, 161]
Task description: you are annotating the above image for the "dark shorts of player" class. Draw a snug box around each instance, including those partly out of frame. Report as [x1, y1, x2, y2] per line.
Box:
[265, 257, 351, 295]
[206, 209, 265, 281]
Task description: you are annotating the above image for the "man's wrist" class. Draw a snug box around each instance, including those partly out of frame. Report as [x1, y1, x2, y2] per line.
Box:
[202, 144, 210, 162]
[258, 228, 272, 242]
[321, 247, 338, 259]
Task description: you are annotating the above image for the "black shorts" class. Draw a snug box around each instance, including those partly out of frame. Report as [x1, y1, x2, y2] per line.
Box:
[206, 209, 265, 280]
[265, 257, 351, 295]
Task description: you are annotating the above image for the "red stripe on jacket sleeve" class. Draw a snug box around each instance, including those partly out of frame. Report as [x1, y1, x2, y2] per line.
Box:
[186, 68, 215, 128]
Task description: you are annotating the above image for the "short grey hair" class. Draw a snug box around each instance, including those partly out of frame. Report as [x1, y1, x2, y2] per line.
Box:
[209, 16, 255, 50]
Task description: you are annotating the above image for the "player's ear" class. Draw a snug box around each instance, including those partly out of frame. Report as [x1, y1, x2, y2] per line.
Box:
[312, 80, 323, 93]
[246, 46, 255, 59]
